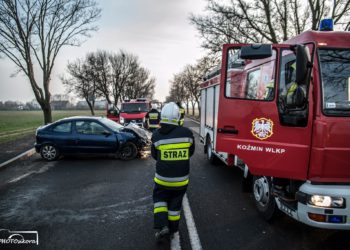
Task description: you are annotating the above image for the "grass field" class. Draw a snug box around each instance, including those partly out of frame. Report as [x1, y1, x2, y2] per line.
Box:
[0, 110, 105, 143]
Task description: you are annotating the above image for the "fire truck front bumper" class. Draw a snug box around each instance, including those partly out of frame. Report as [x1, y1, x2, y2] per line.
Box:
[294, 182, 350, 230]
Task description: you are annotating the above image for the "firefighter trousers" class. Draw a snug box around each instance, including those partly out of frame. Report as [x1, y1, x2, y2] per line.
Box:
[153, 184, 187, 233]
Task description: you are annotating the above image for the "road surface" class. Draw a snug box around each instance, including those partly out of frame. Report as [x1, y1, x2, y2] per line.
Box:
[0, 119, 348, 249]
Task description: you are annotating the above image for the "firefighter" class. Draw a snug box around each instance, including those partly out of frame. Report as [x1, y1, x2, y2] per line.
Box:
[146, 104, 161, 132]
[264, 79, 274, 100]
[151, 102, 195, 241]
[176, 102, 185, 126]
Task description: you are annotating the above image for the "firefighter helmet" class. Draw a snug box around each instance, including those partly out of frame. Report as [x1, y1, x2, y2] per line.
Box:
[160, 102, 180, 125]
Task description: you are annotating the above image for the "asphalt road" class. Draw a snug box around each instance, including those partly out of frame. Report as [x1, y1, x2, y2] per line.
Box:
[0, 119, 348, 250]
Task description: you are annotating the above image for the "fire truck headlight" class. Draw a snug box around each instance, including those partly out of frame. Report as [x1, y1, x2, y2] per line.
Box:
[120, 117, 125, 124]
[308, 195, 345, 208]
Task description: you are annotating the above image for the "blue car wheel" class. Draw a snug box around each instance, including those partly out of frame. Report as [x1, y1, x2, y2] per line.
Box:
[40, 144, 59, 161]
[119, 142, 137, 161]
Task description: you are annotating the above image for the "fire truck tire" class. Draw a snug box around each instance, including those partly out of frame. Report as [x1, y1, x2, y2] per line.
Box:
[206, 137, 219, 165]
[119, 142, 138, 160]
[252, 175, 277, 221]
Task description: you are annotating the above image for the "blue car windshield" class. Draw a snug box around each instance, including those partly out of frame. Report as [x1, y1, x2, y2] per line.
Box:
[100, 118, 123, 132]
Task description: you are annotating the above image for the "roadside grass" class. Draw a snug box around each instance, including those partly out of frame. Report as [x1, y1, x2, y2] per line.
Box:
[0, 110, 105, 143]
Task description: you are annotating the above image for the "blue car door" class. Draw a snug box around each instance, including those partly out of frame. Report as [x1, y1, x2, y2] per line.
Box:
[75, 120, 117, 153]
[50, 121, 76, 153]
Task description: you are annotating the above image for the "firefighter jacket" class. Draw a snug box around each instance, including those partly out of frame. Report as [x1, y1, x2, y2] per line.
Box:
[146, 108, 161, 128]
[151, 124, 195, 189]
[179, 107, 185, 126]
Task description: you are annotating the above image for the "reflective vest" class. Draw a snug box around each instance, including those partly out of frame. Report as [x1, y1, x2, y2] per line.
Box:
[146, 109, 160, 128]
[286, 82, 298, 105]
[151, 125, 195, 189]
[179, 107, 185, 126]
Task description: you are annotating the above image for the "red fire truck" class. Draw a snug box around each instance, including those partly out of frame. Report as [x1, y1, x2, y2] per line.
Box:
[200, 22, 350, 229]
[119, 98, 151, 127]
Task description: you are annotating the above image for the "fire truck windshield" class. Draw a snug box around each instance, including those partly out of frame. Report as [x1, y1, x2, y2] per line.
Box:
[319, 49, 350, 116]
[121, 103, 148, 113]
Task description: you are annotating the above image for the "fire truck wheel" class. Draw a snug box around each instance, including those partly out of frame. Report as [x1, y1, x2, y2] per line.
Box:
[40, 144, 60, 161]
[119, 142, 138, 161]
[252, 176, 276, 221]
[206, 138, 219, 165]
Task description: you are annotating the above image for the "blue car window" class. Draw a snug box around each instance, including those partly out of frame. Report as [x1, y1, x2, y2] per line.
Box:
[76, 121, 107, 135]
[52, 122, 71, 133]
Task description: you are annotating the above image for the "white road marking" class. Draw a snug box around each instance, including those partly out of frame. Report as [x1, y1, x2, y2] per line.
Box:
[171, 232, 181, 250]
[7, 163, 54, 184]
[183, 194, 203, 250]
[8, 172, 34, 183]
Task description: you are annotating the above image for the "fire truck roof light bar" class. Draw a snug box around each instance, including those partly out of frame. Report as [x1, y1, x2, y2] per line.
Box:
[319, 19, 333, 31]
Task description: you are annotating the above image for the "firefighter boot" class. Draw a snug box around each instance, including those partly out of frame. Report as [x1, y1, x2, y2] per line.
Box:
[155, 226, 170, 242]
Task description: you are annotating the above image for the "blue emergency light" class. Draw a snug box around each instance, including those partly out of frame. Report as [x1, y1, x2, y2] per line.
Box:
[328, 215, 345, 223]
[319, 19, 334, 31]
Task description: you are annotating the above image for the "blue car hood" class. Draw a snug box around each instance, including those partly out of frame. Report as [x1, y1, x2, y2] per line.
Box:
[117, 131, 136, 143]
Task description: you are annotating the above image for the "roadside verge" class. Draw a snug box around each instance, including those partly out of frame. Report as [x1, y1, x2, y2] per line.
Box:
[0, 148, 36, 170]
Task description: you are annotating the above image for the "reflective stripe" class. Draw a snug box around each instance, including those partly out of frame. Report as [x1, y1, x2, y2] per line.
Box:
[168, 215, 181, 221]
[168, 210, 181, 216]
[160, 118, 178, 125]
[149, 113, 159, 119]
[154, 177, 189, 187]
[154, 138, 193, 147]
[149, 124, 159, 128]
[287, 82, 298, 96]
[154, 207, 168, 213]
[154, 202, 167, 208]
[155, 173, 189, 182]
[156, 142, 192, 150]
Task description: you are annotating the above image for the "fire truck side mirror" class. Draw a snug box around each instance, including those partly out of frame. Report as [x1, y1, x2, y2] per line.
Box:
[295, 45, 311, 86]
[240, 44, 272, 59]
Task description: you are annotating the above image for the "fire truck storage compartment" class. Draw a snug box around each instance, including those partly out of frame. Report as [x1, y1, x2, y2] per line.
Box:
[200, 84, 220, 146]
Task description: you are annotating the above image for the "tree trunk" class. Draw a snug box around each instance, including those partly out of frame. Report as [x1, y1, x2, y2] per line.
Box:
[42, 102, 52, 124]
[86, 98, 95, 116]
[196, 100, 201, 117]
[185, 101, 189, 114]
[191, 101, 195, 116]
[195, 97, 200, 117]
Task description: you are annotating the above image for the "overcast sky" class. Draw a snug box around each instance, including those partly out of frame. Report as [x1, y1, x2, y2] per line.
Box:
[0, 0, 207, 103]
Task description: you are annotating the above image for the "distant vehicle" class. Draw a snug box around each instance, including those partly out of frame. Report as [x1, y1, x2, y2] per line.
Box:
[106, 104, 120, 123]
[118, 98, 151, 127]
[35, 116, 151, 161]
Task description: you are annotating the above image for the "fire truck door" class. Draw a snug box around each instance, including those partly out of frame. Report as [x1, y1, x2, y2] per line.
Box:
[216, 44, 314, 180]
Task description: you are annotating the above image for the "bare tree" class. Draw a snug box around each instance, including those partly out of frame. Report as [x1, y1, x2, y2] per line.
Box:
[0, 0, 101, 124]
[119, 54, 156, 101]
[62, 57, 101, 115]
[89, 50, 112, 105]
[190, 0, 350, 53]
[63, 49, 156, 107]
[167, 56, 218, 116]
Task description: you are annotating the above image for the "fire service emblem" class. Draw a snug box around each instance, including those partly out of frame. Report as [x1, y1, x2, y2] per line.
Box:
[251, 118, 274, 140]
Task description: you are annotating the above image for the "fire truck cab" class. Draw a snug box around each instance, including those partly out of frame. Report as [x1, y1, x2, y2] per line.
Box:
[119, 98, 151, 127]
[200, 26, 350, 229]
